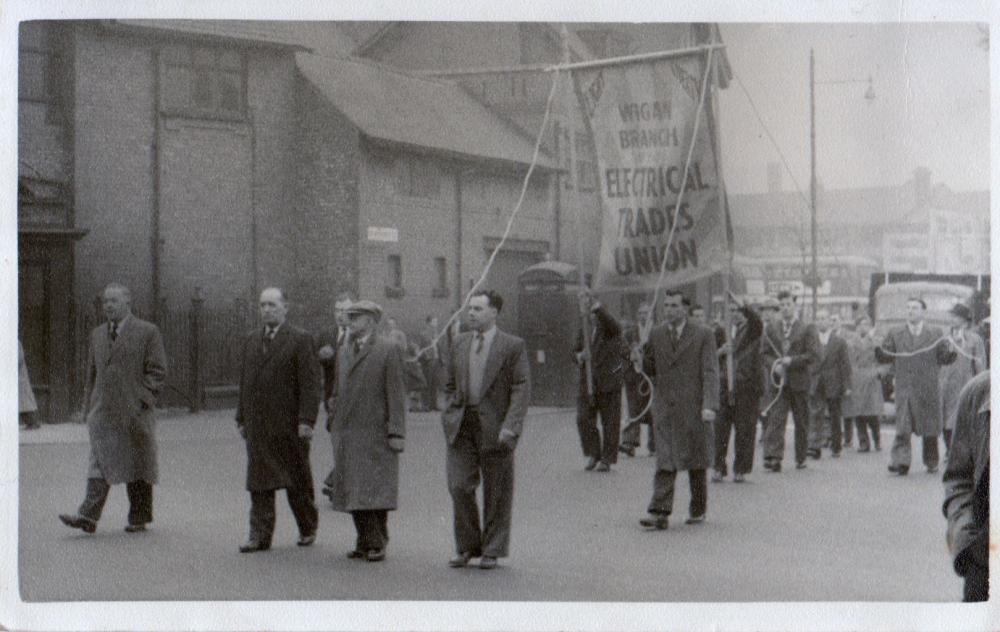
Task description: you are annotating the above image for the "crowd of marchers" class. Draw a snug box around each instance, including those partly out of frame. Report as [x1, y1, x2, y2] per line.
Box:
[41, 281, 988, 600]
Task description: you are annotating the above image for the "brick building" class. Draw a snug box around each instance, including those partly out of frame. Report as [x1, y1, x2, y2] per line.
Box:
[18, 20, 559, 418]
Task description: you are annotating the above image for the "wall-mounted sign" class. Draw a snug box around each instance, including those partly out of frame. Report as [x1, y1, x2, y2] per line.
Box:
[367, 226, 399, 242]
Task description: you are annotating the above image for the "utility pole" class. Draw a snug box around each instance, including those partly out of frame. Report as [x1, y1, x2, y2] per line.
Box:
[809, 48, 818, 319]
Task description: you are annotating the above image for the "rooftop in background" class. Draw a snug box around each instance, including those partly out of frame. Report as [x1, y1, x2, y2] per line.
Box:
[113, 20, 314, 50]
[297, 53, 558, 169]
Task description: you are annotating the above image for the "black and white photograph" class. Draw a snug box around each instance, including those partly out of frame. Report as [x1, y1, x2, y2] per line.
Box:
[3, 1, 996, 630]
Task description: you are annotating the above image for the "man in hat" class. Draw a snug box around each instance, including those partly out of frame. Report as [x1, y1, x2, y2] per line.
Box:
[326, 300, 406, 562]
[442, 289, 529, 569]
[939, 303, 986, 451]
[876, 297, 956, 475]
[760, 291, 820, 472]
[236, 287, 321, 553]
[59, 283, 167, 535]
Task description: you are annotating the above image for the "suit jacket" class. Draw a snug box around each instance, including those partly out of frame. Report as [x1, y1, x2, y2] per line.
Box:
[721, 305, 764, 401]
[84, 316, 167, 484]
[642, 320, 720, 471]
[761, 318, 821, 393]
[875, 323, 956, 436]
[236, 324, 320, 491]
[442, 329, 530, 452]
[811, 332, 852, 400]
[327, 334, 406, 512]
[316, 326, 347, 406]
[574, 305, 626, 394]
[942, 371, 989, 577]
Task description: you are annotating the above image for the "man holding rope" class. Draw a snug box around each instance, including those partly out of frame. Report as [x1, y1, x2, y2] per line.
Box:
[875, 297, 956, 476]
[621, 302, 657, 457]
[760, 291, 820, 472]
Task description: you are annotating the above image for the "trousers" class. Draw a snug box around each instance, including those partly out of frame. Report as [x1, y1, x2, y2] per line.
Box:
[764, 388, 810, 464]
[808, 396, 843, 454]
[647, 468, 707, 518]
[714, 391, 759, 475]
[351, 510, 389, 552]
[576, 389, 622, 464]
[78, 477, 153, 525]
[248, 488, 318, 545]
[890, 430, 939, 470]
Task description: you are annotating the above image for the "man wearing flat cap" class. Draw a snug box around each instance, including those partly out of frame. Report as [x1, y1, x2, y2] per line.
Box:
[326, 300, 407, 562]
[939, 302, 985, 452]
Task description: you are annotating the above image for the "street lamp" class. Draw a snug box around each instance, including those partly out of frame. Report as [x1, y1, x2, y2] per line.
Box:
[809, 49, 875, 318]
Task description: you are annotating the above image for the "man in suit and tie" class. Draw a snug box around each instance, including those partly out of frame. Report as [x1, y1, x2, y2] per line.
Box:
[942, 370, 989, 601]
[442, 290, 530, 569]
[638, 290, 719, 530]
[760, 291, 820, 472]
[574, 289, 626, 472]
[875, 297, 956, 475]
[326, 300, 406, 562]
[317, 292, 354, 501]
[60, 283, 167, 535]
[806, 309, 853, 459]
[235, 287, 321, 553]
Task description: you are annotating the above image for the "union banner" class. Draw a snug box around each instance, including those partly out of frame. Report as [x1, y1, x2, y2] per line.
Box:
[573, 52, 731, 291]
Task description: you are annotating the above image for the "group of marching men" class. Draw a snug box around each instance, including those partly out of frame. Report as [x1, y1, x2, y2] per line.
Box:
[573, 287, 987, 535]
[54, 282, 989, 594]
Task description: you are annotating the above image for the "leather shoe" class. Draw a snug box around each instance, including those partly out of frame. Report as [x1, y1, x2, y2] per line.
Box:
[239, 540, 270, 553]
[926, 466, 939, 474]
[619, 444, 636, 457]
[711, 470, 725, 483]
[595, 461, 610, 472]
[449, 551, 476, 568]
[584, 457, 598, 471]
[124, 524, 147, 533]
[347, 549, 364, 559]
[639, 514, 669, 530]
[795, 461, 807, 469]
[733, 473, 746, 483]
[685, 514, 705, 525]
[365, 549, 386, 562]
[887, 464, 909, 476]
[479, 556, 498, 570]
[831, 451, 841, 458]
[297, 533, 316, 547]
[59, 513, 96, 534]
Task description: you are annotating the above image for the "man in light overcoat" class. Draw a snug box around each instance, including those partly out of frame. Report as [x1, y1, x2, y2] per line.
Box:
[327, 300, 406, 562]
[639, 290, 719, 530]
[236, 287, 321, 552]
[60, 283, 167, 534]
[875, 296, 956, 475]
[807, 309, 853, 458]
[843, 315, 885, 452]
[442, 290, 529, 570]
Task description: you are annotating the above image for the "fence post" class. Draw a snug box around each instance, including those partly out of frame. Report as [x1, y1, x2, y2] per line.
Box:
[189, 287, 204, 413]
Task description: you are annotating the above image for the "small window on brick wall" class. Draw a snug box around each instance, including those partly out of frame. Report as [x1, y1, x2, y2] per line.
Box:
[160, 44, 245, 119]
[386, 254, 404, 298]
[432, 257, 449, 298]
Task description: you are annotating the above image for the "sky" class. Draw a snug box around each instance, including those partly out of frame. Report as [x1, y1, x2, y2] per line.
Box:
[716, 22, 990, 195]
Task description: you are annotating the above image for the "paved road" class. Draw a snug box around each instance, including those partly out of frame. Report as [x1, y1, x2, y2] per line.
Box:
[19, 408, 960, 602]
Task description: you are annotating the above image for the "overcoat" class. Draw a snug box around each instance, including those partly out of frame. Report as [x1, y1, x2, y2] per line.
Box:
[18, 341, 37, 413]
[236, 324, 320, 492]
[875, 324, 956, 436]
[327, 334, 406, 512]
[642, 321, 720, 471]
[842, 332, 884, 418]
[84, 316, 167, 484]
[939, 330, 986, 431]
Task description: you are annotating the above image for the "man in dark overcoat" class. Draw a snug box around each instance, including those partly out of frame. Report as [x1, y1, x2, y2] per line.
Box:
[807, 309, 853, 459]
[236, 287, 321, 552]
[327, 300, 406, 562]
[60, 283, 167, 534]
[760, 290, 820, 472]
[712, 292, 763, 482]
[442, 290, 530, 569]
[875, 296, 956, 475]
[942, 370, 989, 602]
[638, 290, 719, 530]
[574, 290, 626, 471]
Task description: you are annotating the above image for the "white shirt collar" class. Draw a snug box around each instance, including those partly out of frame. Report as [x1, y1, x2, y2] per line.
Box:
[476, 325, 498, 343]
[907, 321, 924, 337]
[818, 330, 831, 345]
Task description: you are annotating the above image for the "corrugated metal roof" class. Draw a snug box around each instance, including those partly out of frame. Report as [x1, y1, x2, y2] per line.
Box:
[114, 20, 312, 50]
[297, 53, 558, 169]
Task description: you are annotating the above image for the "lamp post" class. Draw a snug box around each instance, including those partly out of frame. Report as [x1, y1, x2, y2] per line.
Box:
[809, 48, 875, 318]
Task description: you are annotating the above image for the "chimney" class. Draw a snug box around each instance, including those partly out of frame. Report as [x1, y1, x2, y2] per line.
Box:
[767, 162, 782, 193]
[913, 167, 932, 207]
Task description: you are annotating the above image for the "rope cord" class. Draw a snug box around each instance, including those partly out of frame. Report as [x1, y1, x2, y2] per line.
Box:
[876, 333, 979, 361]
[412, 72, 560, 360]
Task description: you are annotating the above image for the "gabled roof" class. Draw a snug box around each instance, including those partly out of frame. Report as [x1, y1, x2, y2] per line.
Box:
[113, 20, 311, 50]
[297, 53, 558, 169]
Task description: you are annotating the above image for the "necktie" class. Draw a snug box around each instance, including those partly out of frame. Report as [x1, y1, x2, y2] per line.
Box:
[669, 327, 678, 347]
[263, 327, 275, 352]
[109, 322, 118, 343]
[475, 332, 485, 354]
[353, 336, 363, 355]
